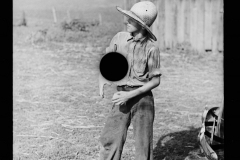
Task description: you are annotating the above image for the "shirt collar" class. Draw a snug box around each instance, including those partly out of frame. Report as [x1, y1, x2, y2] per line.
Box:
[127, 33, 148, 44]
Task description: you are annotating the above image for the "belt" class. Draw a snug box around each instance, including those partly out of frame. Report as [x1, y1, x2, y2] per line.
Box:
[117, 85, 141, 91]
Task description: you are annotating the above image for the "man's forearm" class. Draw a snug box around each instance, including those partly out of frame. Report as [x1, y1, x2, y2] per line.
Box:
[128, 76, 160, 99]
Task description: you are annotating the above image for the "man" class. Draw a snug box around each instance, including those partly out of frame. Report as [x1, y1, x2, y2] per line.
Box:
[99, 1, 161, 160]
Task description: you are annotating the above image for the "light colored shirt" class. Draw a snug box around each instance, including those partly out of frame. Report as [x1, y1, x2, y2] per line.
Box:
[106, 31, 161, 86]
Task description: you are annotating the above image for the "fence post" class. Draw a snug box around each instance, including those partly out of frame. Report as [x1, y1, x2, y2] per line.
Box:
[67, 10, 71, 22]
[52, 7, 57, 24]
[19, 10, 27, 26]
[99, 14, 102, 25]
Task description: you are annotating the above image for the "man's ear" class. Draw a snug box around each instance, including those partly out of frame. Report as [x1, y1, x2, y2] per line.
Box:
[141, 27, 148, 35]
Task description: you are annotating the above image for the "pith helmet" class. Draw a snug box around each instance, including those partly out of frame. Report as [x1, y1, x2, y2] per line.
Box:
[116, 1, 158, 41]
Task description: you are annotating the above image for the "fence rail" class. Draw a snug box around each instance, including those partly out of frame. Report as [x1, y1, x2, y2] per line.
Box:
[123, 0, 223, 53]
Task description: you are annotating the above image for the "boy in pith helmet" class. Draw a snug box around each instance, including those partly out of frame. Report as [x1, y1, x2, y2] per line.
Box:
[99, 1, 161, 160]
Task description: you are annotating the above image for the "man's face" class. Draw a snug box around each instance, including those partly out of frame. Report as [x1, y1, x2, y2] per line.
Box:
[126, 17, 142, 33]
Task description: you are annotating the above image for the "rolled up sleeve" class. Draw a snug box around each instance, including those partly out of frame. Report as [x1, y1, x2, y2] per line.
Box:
[148, 46, 161, 78]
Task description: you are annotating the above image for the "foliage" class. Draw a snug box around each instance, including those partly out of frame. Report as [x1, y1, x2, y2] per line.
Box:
[60, 19, 99, 32]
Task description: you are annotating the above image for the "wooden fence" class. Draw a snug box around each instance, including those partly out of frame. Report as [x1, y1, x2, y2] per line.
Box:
[123, 0, 223, 53]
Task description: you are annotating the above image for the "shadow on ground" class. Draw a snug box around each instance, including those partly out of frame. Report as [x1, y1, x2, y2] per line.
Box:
[153, 127, 208, 160]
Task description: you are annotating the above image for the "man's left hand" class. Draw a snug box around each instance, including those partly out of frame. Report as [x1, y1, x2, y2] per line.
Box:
[112, 91, 132, 106]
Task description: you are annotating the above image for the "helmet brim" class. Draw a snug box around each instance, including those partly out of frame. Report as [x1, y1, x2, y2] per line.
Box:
[116, 6, 157, 41]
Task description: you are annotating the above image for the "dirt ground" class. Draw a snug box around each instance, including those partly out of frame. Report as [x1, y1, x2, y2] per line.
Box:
[13, 26, 223, 160]
[13, 1, 223, 159]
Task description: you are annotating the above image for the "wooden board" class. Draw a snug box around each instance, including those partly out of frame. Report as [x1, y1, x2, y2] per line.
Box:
[165, 0, 173, 49]
[217, 0, 223, 52]
[190, 0, 198, 52]
[172, 0, 178, 48]
[151, 0, 159, 42]
[123, 0, 223, 53]
[177, 0, 185, 45]
[156, 0, 166, 50]
[196, 0, 205, 53]
[204, 0, 212, 50]
[184, 0, 191, 44]
[211, 0, 220, 53]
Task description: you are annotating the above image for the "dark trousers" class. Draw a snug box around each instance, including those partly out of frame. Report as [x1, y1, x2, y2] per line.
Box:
[99, 86, 155, 160]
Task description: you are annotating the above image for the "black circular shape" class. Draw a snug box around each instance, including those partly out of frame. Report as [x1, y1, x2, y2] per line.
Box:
[99, 52, 128, 82]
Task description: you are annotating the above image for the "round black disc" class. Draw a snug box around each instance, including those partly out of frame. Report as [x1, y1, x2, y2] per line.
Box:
[99, 52, 128, 82]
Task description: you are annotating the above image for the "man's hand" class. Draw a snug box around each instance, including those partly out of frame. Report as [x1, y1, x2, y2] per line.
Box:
[111, 76, 161, 104]
[112, 91, 132, 106]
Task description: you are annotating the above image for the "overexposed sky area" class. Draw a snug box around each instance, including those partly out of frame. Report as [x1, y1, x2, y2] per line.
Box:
[13, 0, 122, 11]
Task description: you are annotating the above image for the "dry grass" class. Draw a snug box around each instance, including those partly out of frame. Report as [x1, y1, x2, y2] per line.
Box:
[13, 2, 223, 159]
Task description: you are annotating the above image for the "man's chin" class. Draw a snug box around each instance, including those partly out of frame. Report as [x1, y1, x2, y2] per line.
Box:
[126, 28, 132, 33]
